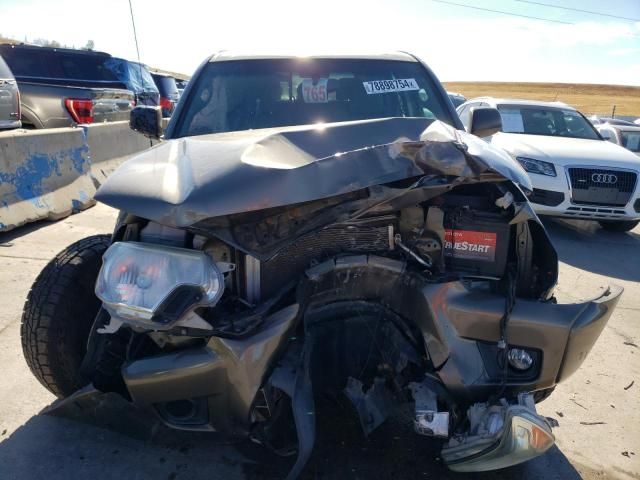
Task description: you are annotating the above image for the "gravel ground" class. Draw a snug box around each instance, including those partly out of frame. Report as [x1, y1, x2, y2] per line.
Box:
[0, 203, 638, 480]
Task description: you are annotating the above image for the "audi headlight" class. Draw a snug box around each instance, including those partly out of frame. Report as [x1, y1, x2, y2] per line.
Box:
[95, 242, 224, 324]
[516, 157, 556, 177]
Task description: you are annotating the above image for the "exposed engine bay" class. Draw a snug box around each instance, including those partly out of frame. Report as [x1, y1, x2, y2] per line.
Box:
[53, 119, 619, 478]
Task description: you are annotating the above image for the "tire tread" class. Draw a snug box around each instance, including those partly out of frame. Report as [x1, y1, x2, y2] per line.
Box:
[20, 235, 111, 398]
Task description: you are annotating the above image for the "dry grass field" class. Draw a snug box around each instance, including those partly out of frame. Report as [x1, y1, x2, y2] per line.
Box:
[443, 82, 640, 118]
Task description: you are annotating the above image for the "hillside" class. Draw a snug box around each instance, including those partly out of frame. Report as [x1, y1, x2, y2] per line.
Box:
[443, 81, 640, 117]
[148, 67, 190, 81]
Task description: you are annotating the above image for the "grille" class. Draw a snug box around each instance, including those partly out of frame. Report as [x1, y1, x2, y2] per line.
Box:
[568, 168, 637, 206]
[260, 219, 393, 299]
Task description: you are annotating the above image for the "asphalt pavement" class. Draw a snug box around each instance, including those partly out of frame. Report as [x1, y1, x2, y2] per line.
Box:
[0, 204, 638, 479]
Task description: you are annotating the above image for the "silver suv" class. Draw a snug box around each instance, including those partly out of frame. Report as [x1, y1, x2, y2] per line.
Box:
[0, 55, 20, 130]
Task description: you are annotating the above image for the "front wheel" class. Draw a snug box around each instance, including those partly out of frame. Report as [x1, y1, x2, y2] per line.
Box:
[598, 220, 640, 232]
[21, 235, 111, 398]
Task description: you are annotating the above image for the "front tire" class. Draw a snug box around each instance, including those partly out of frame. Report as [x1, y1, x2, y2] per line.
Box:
[598, 220, 639, 232]
[21, 235, 111, 398]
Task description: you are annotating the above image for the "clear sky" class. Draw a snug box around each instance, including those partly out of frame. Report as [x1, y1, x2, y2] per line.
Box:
[0, 0, 639, 85]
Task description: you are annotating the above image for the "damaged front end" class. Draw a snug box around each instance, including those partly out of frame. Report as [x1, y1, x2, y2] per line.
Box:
[79, 119, 621, 477]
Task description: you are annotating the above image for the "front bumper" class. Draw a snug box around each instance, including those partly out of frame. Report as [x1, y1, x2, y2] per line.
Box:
[115, 272, 622, 435]
[121, 304, 299, 437]
[556, 285, 623, 382]
[440, 277, 621, 473]
[52, 257, 622, 477]
[531, 197, 640, 220]
[426, 282, 623, 398]
[527, 167, 640, 221]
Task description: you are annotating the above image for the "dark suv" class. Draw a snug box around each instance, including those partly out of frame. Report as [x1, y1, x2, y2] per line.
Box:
[0, 44, 134, 128]
[151, 72, 179, 117]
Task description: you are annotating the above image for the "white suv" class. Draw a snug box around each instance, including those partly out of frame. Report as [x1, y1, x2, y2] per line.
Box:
[458, 98, 640, 232]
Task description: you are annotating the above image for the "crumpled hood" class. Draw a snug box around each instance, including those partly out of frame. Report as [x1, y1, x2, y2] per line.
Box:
[95, 118, 531, 227]
[491, 132, 640, 169]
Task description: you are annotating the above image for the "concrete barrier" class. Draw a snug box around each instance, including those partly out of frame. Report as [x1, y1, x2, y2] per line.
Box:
[0, 127, 96, 232]
[82, 122, 154, 184]
[0, 122, 155, 233]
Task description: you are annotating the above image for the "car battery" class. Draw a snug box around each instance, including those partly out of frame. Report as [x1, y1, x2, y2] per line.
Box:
[443, 207, 511, 277]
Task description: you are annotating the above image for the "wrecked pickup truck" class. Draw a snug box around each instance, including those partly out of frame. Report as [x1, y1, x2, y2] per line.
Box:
[21, 52, 621, 477]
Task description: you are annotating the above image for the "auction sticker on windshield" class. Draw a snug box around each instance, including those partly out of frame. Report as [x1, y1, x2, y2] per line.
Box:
[363, 78, 419, 94]
[301, 78, 329, 103]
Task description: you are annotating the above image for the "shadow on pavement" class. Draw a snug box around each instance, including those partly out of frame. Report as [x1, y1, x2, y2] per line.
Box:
[0, 217, 58, 245]
[0, 203, 97, 245]
[0, 393, 585, 480]
[543, 218, 640, 282]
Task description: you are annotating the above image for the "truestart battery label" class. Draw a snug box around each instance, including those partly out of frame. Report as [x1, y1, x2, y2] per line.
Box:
[444, 229, 497, 262]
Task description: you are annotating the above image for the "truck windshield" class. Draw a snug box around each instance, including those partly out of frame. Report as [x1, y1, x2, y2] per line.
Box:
[176, 58, 452, 137]
[497, 105, 600, 140]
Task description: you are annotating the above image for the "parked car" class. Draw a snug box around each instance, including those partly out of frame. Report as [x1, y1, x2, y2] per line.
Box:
[151, 72, 179, 117]
[447, 91, 466, 108]
[597, 123, 640, 156]
[0, 44, 134, 128]
[458, 97, 640, 232]
[0, 53, 21, 130]
[103, 58, 160, 107]
[21, 52, 622, 478]
[589, 115, 636, 126]
[175, 78, 188, 95]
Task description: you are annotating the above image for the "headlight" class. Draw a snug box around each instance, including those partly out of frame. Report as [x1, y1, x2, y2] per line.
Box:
[95, 242, 224, 324]
[516, 157, 556, 177]
[445, 410, 554, 472]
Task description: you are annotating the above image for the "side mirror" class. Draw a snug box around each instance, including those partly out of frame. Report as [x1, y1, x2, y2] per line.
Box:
[600, 131, 615, 142]
[130, 106, 163, 139]
[470, 107, 502, 138]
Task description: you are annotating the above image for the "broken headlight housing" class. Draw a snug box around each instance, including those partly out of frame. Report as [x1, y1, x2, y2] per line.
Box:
[95, 242, 224, 325]
[442, 396, 555, 473]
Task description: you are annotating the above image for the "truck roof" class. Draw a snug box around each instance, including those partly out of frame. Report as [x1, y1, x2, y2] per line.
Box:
[208, 50, 419, 62]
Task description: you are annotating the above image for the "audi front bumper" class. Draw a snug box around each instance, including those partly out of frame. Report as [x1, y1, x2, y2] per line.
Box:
[526, 166, 640, 221]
